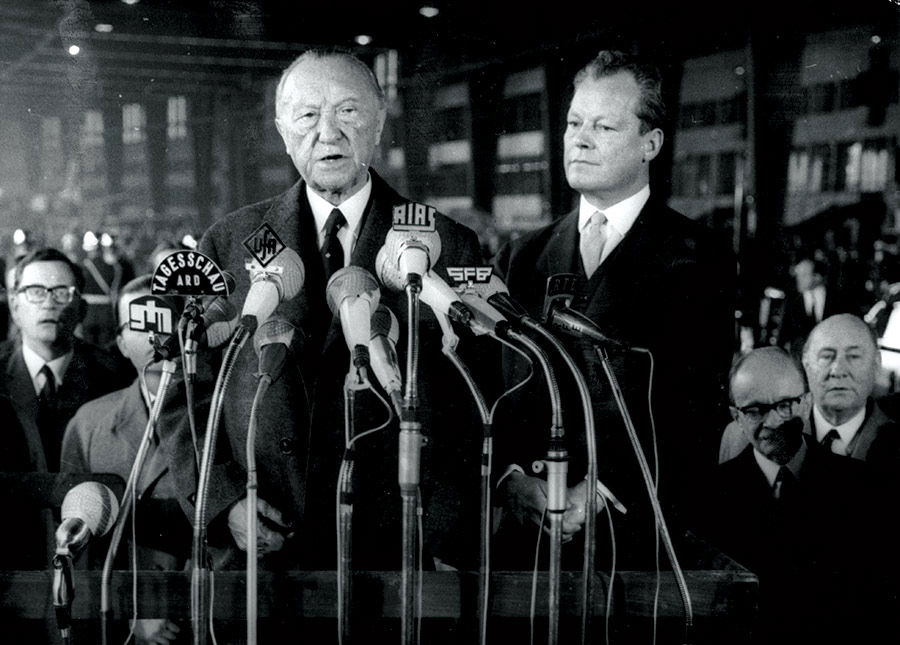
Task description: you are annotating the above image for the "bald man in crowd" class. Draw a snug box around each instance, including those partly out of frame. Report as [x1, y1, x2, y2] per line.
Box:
[720, 314, 900, 488]
[703, 346, 894, 645]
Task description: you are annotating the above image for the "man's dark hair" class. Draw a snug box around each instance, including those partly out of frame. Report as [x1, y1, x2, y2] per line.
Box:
[573, 50, 666, 134]
[14, 247, 85, 293]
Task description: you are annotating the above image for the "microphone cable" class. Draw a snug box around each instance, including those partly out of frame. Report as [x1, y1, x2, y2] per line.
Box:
[177, 316, 201, 470]
[596, 346, 694, 642]
[335, 380, 395, 645]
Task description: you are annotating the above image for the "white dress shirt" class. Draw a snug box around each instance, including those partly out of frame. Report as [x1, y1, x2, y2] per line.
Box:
[577, 184, 650, 266]
[307, 175, 373, 267]
[812, 404, 866, 456]
[22, 342, 73, 395]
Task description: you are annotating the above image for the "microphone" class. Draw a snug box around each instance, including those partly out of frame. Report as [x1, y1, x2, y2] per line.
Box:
[375, 228, 442, 289]
[326, 266, 381, 369]
[56, 482, 120, 557]
[369, 304, 403, 398]
[241, 247, 305, 334]
[541, 274, 630, 349]
[459, 291, 511, 337]
[252, 316, 300, 382]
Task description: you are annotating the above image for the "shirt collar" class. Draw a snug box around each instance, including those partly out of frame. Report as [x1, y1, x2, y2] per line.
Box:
[21, 342, 73, 393]
[578, 184, 650, 238]
[812, 403, 866, 449]
[753, 437, 807, 487]
[307, 174, 372, 241]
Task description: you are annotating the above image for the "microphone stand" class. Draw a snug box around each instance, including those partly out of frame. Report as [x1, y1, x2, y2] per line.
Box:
[52, 552, 75, 644]
[245, 373, 273, 645]
[506, 329, 566, 645]
[337, 362, 370, 645]
[434, 315, 492, 645]
[400, 275, 423, 645]
[523, 319, 598, 644]
[192, 326, 251, 645]
[101, 359, 178, 645]
[183, 299, 203, 471]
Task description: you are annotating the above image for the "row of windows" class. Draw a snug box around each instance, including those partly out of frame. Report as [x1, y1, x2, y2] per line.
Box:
[672, 152, 739, 198]
[678, 94, 747, 129]
[74, 97, 189, 148]
[804, 71, 900, 114]
[787, 138, 895, 194]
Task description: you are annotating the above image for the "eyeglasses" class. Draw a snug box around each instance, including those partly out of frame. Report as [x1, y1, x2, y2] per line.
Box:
[16, 284, 79, 305]
[734, 395, 805, 424]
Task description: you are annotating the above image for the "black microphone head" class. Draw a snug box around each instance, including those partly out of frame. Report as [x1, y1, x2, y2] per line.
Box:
[221, 271, 237, 295]
[60, 482, 119, 538]
[325, 266, 381, 315]
[202, 297, 238, 348]
[252, 315, 299, 355]
[370, 304, 399, 344]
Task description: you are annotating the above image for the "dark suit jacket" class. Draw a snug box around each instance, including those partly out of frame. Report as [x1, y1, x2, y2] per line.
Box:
[775, 286, 849, 353]
[181, 171, 486, 569]
[492, 196, 735, 568]
[702, 440, 895, 645]
[0, 337, 126, 570]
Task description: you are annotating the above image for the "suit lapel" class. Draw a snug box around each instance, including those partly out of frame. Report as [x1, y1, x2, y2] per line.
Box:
[535, 210, 580, 283]
[6, 345, 46, 472]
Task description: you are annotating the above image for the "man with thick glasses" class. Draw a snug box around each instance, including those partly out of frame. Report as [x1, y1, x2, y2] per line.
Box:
[720, 314, 900, 484]
[0, 248, 126, 571]
[701, 346, 892, 645]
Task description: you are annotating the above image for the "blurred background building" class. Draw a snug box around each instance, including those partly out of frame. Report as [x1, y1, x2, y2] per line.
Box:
[0, 0, 898, 351]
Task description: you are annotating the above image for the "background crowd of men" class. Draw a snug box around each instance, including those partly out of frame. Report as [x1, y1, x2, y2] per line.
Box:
[0, 47, 897, 644]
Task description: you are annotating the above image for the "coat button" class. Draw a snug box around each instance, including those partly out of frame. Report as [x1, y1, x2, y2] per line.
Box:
[279, 438, 296, 455]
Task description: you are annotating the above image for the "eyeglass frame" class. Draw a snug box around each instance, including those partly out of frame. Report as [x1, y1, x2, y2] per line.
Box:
[732, 394, 808, 425]
[15, 284, 80, 305]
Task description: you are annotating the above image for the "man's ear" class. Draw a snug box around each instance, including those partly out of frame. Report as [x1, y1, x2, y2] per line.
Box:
[729, 405, 739, 422]
[374, 106, 387, 147]
[274, 117, 290, 154]
[115, 332, 128, 359]
[9, 296, 19, 327]
[642, 128, 664, 163]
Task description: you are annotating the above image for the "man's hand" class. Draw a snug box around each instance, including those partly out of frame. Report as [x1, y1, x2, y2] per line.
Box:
[227, 497, 290, 555]
[131, 618, 181, 645]
[561, 480, 608, 540]
[500, 471, 548, 529]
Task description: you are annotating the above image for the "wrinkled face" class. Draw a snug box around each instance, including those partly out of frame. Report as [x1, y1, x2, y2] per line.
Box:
[803, 317, 879, 418]
[11, 261, 81, 354]
[731, 354, 810, 465]
[564, 71, 662, 207]
[116, 290, 158, 373]
[275, 56, 386, 203]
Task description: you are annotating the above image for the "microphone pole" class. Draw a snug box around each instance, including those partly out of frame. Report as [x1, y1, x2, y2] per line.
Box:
[504, 328, 566, 645]
[101, 358, 178, 645]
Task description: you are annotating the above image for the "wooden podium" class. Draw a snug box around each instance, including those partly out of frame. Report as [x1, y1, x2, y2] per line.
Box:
[1, 564, 757, 643]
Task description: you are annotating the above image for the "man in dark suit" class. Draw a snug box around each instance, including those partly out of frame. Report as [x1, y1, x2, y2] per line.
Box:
[492, 50, 734, 568]
[181, 49, 485, 572]
[0, 248, 127, 566]
[775, 256, 851, 354]
[704, 347, 894, 645]
[720, 314, 900, 490]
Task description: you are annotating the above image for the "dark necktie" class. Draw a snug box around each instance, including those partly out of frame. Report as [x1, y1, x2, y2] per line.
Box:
[37, 364, 59, 469]
[773, 467, 795, 500]
[821, 428, 841, 455]
[321, 208, 347, 279]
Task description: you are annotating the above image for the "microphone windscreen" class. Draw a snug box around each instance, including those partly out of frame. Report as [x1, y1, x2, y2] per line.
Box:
[61, 482, 119, 538]
[269, 247, 306, 301]
[253, 316, 298, 355]
[376, 229, 442, 289]
[325, 266, 380, 315]
[370, 304, 399, 344]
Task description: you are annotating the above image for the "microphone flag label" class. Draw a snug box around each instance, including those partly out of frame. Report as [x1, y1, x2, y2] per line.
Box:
[543, 273, 579, 321]
[392, 202, 436, 232]
[152, 250, 232, 296]
[447, 266, 493, 288]
[127, 295, 176, 334]
[243, 222, 286, 268]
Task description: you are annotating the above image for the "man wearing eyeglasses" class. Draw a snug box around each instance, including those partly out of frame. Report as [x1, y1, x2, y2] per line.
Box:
[701, 346, 892, 645]
[0, 247, 128, 478]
